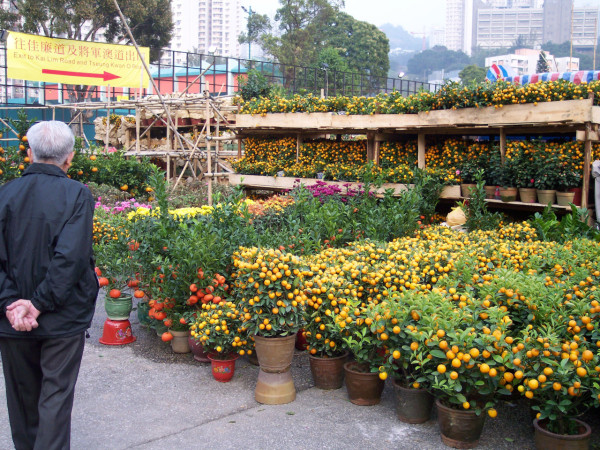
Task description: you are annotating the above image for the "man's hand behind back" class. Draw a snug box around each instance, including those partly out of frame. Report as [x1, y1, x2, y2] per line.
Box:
[6, 300, 41, 332]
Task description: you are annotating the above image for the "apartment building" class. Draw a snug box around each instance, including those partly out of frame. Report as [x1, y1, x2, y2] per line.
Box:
[167, 0, 243, 65]
[446, 0, 599, 54]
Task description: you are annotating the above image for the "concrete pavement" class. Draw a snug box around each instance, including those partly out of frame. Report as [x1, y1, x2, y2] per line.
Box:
[1, 295, 599, 450]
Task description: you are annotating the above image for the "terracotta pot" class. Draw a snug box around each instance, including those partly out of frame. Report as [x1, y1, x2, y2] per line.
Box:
[484, 185, 497, 199]
[460, 183, 477, 198]
[104, 295, 133, 320]
[343, 361, 385, 406]
[392, 379, 434, 424]
[568, 187, 582, 206]
[253, 334, 296, 373]
[207, 353, 239, 383]
[556, 191, 576, 207]
[309, 352, 348, 390]
[436, 399, 486, 449]
[533, 418, 591, 450]
[170, 329, 191, 354]
[519, 187, 537, 203]
[188, 334, 210, 362]
[499, 186, 518, 202]
[253, 334, 297, 405]
[537, 189, 556, 205]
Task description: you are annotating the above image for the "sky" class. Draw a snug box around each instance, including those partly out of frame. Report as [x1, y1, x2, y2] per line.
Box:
[250, 0, 599, 32]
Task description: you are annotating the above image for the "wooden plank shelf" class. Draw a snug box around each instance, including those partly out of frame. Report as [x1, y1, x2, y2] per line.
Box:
[228, 174, 460, 199]
[233, 99, 600, 135]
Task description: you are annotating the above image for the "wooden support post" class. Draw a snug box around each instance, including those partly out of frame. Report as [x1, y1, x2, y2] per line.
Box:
[374, 141, 381, 166]
[417, 133, 426, 169]
[166, 107, 172, 151]
[296, 134, 303, 163]
[215, 116, 220, 174]
[500, 127, 506, 164]
[166, 155, 171, 181]
[237, 137, 242, 159]
[582, 122, 592, 209]
[367, 132, 376, 162]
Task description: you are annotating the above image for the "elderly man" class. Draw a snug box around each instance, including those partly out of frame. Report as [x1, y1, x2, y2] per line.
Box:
[0, 121, 98, 450]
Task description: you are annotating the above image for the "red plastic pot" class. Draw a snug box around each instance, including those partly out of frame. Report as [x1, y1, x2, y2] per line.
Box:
[207, 353, 239, 382]
[99, 319, 136, 345]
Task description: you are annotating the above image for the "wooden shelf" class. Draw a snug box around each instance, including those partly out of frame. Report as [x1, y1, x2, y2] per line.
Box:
[233, 99, 600, 135]
[228, 174, 460, 198]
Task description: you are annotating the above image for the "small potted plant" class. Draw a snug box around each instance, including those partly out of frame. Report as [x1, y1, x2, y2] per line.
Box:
[94, 235, 137, 321]
[555, 168, 581, 206]
[303, 279, 348, 390]
[511, 147, 537, 203]
[497, 159, 519, 202]
[457, 160, 479, 198]
[407, 291, 512, 448]
[192, 301, 250, 382]
[534, 154, 560, 205]
[508, 287, 598, 449]
[367, 293, 434, 424]
[232, 247, 307, 404]
[335, 294, 386, 406]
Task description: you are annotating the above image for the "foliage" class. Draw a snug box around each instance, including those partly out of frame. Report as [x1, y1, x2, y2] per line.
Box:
[324, 12, 390, 81]
[257, 0, 343, 68]
[233, 247, 307, 337]
[191, 301, 251, 358]
[238, 69, 272, 102]
[237, 79, 600, 115]
[529, 205, 600, 243]
[461, 169, 503, 232]
[68, 147, 159, 198]
[459, 65, 487, 85]
[237, 8, 271, 56]
[536, 53, 550, 74]
[407, 46, 470, 79]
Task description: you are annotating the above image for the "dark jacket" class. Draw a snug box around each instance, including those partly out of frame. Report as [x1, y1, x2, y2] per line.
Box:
[0, 163, 98, 338]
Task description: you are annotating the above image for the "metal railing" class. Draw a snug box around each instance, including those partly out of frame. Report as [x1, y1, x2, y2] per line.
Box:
[0, 46, 440, 106]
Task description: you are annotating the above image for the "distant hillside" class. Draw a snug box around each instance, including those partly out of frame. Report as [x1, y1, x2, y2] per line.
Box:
[379, 23, 422, 52]
[380, 23, 422, 77]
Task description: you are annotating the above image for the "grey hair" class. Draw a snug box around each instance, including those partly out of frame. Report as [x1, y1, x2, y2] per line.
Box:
[26, 121, 75, 164]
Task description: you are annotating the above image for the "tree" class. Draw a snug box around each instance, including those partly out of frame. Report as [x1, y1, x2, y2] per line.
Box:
[324, 12, 390, 80]
[459, 65, 487, 84]
[238, 11, 271, 60]
[407, 46, 470, 80]
[258, 0, 344, 68]
[536, 53, 550, 73]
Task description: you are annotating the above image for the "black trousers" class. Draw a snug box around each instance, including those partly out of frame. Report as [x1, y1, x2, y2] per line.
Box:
[0, 333, 85, 450]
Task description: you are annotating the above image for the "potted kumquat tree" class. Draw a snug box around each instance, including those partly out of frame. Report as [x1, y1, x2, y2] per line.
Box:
[232, 247, 308, 404]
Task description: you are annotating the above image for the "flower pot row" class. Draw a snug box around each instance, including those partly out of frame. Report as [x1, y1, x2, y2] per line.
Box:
[473, 185, 581, 206]
[309, 355, 592, 449]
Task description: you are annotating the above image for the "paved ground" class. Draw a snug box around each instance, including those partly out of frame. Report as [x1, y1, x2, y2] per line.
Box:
[1, 294, 599, 450]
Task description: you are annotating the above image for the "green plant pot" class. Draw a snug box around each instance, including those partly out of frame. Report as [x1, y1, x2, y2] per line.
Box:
[136, 301, 152, 327]
[104, 295, 133, 320]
